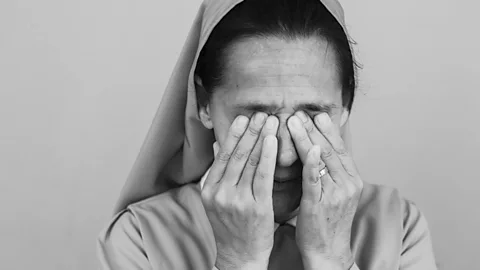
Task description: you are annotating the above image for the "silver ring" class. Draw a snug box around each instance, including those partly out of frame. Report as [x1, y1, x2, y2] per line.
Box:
[319, 167, 328, 177]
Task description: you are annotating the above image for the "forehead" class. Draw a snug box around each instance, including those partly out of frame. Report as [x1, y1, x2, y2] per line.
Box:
[214, 36, 342, 109]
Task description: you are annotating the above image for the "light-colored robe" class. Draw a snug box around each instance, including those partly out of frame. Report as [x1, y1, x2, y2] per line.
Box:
[97, 180, 437, 269]
[101, 1, 438, 269]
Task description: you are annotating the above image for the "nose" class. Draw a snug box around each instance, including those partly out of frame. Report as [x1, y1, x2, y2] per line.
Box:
[276, 120, 299, 167]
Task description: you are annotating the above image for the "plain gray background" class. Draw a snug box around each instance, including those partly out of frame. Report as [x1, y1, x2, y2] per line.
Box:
[1, 0, 479, 269]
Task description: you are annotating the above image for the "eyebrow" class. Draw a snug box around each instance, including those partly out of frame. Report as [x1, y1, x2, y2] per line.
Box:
[234, 101, 338, 113]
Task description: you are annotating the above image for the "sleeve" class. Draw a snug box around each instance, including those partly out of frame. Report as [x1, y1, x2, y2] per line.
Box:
[97, 209, 152, 270]
[400, 200, 438, 270]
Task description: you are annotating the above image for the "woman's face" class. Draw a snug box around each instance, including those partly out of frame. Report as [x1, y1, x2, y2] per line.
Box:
[198, 36, 349, 220]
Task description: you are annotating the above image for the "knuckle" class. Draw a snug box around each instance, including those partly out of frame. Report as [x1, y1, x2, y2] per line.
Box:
[304, 121, 315, 134]
[200, 188, 211, 199]
[345, 183, 357, 197]
[328, 196, 341, 208]
[322, 146, 335, 159]
[233, 149, 248, 161]
[230, 129, 244, 140]
[232, 197, 245, 211]
[336, 146, 349, 156]
[345, 166, 357, 178]
[212, 192, 221, 204]
[297, 133, 309, 142]
[247, 155, 261, 167]
[200, 191, 212, 206]
[254, 206, 265, 217]
[254, 205, 268, 217]
[213, 191, 228, 207]
[217, 151, 231, 162]
[247, 125, 261, 136]
[310, 174, 321, 184]
[333, 189, 345, 200]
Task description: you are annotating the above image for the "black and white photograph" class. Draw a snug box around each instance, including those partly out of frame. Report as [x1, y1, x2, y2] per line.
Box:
[1, 0, 478, 269]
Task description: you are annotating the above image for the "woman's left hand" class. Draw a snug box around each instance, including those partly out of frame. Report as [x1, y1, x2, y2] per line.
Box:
[287, 111, 363, 270]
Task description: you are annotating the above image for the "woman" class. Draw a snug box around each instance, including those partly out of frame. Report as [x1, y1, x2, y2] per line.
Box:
[98, 0, 438, 269]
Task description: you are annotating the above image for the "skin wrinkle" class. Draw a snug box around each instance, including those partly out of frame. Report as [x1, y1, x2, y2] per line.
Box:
[201, 36, 346, 219]
[224, 38, 340, 94]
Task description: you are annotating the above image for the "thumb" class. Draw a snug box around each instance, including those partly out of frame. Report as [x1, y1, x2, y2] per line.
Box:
[213, 141, 220, 157]
[302, 145, 323, 203]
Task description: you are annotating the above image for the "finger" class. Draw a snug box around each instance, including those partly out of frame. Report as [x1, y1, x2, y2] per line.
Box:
[239, 116, 279, 191]
[204, 115, 249, 189]
[314, 113, 357, 177]
[319, 142, 347, 187]
[252, 135, 278, 202]
[294, 111, 331, 154]
[223, 112, 268, 186]
[319, 166, 336, 200]
[301, 145, 323, 203]
[294, 111, 348, 187]
[213, 141, 220, 156]
[287, 115, 313, 164]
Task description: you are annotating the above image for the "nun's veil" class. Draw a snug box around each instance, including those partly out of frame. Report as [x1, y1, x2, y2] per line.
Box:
[114, 0, 354, 213]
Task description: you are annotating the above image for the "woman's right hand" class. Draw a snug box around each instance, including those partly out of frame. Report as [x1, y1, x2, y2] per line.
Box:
[201, 113, 279, 270]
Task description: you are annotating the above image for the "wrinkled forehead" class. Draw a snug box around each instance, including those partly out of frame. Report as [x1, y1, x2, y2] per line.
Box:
[189, 0, 347, 93]
[223, 37, 340, 89]
[213, 37, 343, 113]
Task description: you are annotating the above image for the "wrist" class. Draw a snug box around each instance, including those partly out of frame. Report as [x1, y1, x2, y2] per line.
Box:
[215, 262, 268, 270]
[215, 256, 268, 270]
[302, 254, 352, 270]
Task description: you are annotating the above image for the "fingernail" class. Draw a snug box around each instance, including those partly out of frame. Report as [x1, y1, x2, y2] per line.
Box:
[236, 116, 249, 129]
[315, 113, 329, 126]
[287, 116, 302, 130]
[265, 116, 278, 130]
[264, 135, 277, 148]
[296, 111, 308, 123]
[254, 112, 267, 125]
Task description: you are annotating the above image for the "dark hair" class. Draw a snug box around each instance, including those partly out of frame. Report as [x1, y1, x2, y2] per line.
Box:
[195, 0, 359, 111]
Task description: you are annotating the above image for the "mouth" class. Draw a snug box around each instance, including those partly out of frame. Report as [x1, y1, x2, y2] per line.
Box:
[273, 176, 301, 191]
[274, 176, 301, 183]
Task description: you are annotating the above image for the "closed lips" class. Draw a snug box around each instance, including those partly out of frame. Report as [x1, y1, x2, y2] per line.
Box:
[274, 177, 300, 183]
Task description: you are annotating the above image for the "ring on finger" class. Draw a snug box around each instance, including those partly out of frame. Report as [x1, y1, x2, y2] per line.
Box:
[319, 166, 329, 178]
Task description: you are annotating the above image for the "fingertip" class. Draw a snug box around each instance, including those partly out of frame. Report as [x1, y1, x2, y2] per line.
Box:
[234, 115, 249, 130]
[287, 115, 302, 131]
[314, 113, 330, 127]
[264, 135, 278, 148]
[264, 116, 279, 133]
[213, 141, 220, 156]
[308, 145, 321, 161]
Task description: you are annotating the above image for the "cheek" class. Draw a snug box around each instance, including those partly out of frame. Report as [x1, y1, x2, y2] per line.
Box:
[209, 94, 248, 145]
[327, 108, 345, 128]
[210, 110, 236, 146]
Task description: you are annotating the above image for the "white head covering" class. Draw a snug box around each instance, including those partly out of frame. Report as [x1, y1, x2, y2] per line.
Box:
[114, 0, 354, 213]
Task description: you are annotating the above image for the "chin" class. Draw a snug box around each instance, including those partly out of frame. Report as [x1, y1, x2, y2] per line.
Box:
[272, 181, 302, 223]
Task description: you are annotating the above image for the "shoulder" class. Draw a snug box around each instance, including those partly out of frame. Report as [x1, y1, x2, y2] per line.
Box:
[357, 182, 430, 230]
[352, 182, 437, 269]
[97, 205, 150, 269]
[127, 182, 204, 219]
[97, 183, 216, 269]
